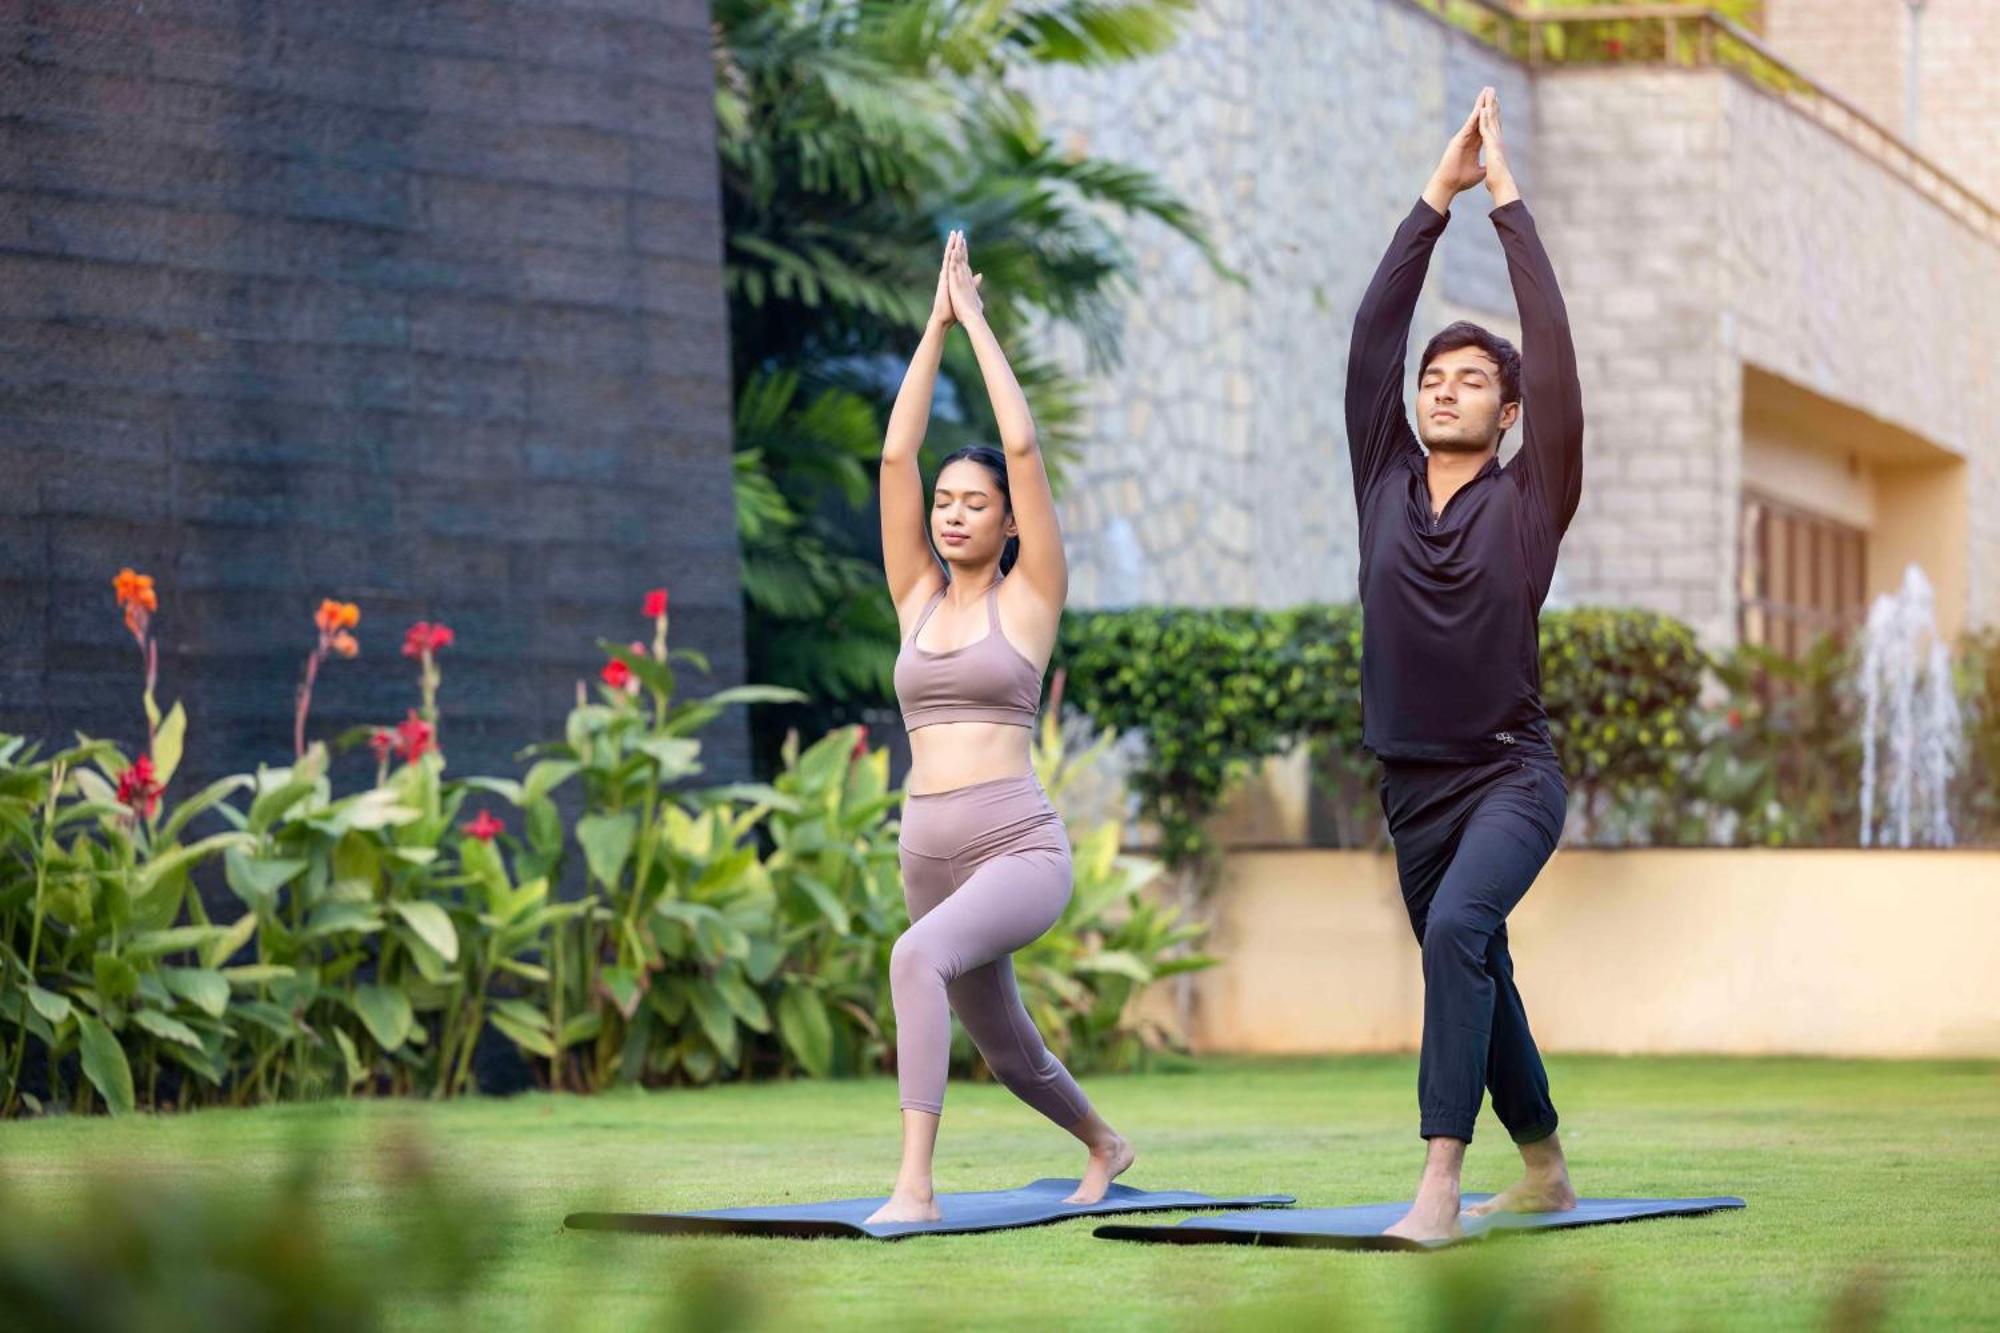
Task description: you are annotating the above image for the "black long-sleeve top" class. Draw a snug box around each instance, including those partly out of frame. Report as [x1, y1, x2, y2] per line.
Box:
[1345, 196, 1585, 764]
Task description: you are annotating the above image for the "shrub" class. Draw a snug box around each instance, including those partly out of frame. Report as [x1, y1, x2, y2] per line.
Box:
[1537, 607, 1706, 841]
[2, 574, 1203, 1116]
[1954, 627, 2000, 844]
[1055, 603, 1705, 852]
[1018, 685, 1214, 1073]
[1056, 608, 1296, 874]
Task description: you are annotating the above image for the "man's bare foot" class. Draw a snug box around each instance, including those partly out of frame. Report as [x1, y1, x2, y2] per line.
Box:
[1464, 1172, 1578, 1217]
[1064, 1133, 1136, 1204]
[864, 1189, 941, 1225]
[1384, 1135, 1468, 1243]
[1383, 1187, 1464, 1244]
[1466, 1131, 1577, 1217]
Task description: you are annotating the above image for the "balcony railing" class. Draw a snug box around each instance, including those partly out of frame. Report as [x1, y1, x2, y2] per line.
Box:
[1403, 0, 2000, 245]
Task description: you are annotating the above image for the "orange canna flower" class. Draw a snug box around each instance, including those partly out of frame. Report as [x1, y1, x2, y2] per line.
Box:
[315, 599, 361, 633]
[330, 630, 359, 659]
[113, 568, 159, 639]
[113, 568, 158, 613]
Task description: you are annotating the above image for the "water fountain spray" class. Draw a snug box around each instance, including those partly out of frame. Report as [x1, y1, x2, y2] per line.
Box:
[1856, 563, 1961, 848]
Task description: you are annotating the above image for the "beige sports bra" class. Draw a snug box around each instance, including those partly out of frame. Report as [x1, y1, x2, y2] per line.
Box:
[892, 577, 1043, 731]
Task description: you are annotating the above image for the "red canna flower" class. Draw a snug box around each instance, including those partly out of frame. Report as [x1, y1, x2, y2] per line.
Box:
[643, 588, 669, 618]
[368, 727, 397, 763]
[461, 810, 504, 842]
[394, 709, 435, 762]
[851, 723, 869, 759]
[601, 657, 632, 690]
[116, 753, 162, 819]
[402, 621, 455, 658]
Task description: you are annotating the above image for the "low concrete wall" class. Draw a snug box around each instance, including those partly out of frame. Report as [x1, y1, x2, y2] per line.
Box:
[1163, 849, 2000, 1059]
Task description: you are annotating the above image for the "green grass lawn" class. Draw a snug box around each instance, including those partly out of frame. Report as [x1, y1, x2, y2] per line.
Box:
[3, 1055, 1996, 1331]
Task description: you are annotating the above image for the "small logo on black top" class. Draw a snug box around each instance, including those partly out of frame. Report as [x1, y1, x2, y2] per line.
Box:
[1494, 731, 1515, 745]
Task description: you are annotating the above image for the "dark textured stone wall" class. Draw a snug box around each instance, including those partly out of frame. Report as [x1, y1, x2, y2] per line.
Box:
[0, 0, 748, 790]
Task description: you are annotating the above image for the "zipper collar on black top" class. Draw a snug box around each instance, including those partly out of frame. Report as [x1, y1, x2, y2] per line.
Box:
[1409, 448, 1502, 528]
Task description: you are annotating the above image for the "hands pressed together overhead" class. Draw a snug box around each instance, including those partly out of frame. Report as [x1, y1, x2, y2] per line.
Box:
[1427, 86, 1520, 212]
[929, 229, 987, 331]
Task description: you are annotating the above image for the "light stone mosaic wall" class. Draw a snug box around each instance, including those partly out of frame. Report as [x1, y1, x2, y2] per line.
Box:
[1531, 69, 1738, 645]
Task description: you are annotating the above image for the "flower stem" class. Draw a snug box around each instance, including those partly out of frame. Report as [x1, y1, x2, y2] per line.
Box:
[294, 649, 322, 759]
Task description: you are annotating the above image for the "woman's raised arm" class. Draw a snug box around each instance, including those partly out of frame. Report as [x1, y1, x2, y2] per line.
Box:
[946, 234, 1067, 613]
[879, 238, 959, 611]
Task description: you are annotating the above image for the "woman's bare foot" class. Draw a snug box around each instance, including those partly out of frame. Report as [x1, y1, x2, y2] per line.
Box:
[1464, 1172, 1577, 1217]
[864, 1189, 941, 1225]
[867, 1108, 944, 1224]
[1064, 1132, 1136, 1204]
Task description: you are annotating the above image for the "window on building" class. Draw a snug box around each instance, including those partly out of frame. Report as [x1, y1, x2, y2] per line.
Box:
[1737, 489, 1868, 657]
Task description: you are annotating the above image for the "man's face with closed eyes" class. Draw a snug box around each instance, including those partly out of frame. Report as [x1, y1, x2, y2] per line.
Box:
[1418, 344, 1520, 453]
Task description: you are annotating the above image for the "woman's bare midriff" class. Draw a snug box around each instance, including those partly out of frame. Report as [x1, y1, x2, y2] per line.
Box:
[905, 720, 1035, 796]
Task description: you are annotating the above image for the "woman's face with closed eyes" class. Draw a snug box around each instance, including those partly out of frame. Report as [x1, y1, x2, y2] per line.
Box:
[931, 458, 1016, 566]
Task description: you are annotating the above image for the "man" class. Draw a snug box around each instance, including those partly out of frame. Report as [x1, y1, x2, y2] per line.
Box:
[1344, 87, 1585, 1243]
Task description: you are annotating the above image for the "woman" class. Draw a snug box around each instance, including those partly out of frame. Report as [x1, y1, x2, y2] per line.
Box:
[865, 230, 1134, 1224]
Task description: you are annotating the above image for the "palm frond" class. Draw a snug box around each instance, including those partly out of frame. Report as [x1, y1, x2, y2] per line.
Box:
[1007, 0, 1196, 66]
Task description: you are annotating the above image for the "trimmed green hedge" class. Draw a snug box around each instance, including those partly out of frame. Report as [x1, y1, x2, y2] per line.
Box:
[1059, 604, 1705, 862]
[1537, 607, 1705, 811]
[1054, 608, 1296, 869]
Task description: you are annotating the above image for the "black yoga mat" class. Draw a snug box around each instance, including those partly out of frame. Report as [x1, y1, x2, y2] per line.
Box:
[1094, 1193, 1746, 1251]
[564, 1177, 1295, 1240]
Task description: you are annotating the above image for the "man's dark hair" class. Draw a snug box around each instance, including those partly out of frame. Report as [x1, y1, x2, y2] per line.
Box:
[1419, 321, 1523, 441]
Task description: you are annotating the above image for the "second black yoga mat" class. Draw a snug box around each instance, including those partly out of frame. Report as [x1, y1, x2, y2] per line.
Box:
[564, 1177, 1294, 1240]
[1093, 1194, 1746, 1251]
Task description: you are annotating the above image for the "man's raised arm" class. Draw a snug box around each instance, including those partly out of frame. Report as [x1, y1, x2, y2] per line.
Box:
[1345, 199, 1445, 514]
[1480, 93, 1584, 559]
[1346, 96, 1488, 515]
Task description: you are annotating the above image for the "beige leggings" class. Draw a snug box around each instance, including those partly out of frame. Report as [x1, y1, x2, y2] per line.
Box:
[891, 773, 1093, 1127]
